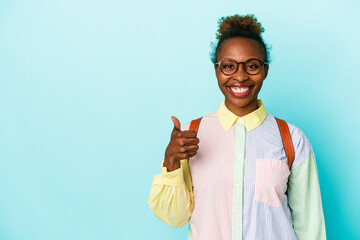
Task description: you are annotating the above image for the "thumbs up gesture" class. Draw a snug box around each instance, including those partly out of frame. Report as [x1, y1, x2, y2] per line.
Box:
[164, 116, 200, 172]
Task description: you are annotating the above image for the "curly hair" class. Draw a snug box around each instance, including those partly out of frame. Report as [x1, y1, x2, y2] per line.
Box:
[210, 14, 271, 64]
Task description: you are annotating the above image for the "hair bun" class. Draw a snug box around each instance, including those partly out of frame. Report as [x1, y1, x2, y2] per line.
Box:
[216, 14, 264, 39]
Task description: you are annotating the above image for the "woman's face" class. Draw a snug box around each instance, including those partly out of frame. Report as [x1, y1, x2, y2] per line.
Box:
[215, 37, 269, 117]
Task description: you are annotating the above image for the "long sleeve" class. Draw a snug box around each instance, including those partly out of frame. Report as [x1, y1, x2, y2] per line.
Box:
[287, 140, 326, 239]
[148, 159, 194, 228]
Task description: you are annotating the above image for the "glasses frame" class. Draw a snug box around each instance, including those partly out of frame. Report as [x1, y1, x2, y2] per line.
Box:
[215, 58, 268, 76]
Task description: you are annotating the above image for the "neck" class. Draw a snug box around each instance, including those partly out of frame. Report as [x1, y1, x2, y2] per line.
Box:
[225, 99, 259, 117]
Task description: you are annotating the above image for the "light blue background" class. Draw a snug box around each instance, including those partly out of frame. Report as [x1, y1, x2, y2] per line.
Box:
[0, 0, 359, 239]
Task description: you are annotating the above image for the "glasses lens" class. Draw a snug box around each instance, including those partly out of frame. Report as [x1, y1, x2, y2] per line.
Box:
[244, 59, 262, 75]
[219, 59, 237, 75]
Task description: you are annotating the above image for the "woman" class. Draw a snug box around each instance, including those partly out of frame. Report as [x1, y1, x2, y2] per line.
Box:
[148, 14, 326, 240]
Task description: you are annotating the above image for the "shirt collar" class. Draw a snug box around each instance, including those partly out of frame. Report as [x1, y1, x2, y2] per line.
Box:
[217, 99, 267, 132]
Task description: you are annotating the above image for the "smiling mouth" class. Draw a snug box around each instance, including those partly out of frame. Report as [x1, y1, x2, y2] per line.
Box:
[227, 85, 253, 97]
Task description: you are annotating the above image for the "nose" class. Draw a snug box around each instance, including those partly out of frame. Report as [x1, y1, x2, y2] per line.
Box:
[232, 63, 248, 81]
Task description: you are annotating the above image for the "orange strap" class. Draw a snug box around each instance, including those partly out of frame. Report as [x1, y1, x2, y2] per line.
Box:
[275, 118, 295, 170]
[190, 116, 295, 170]
[189, 117, 202, 133]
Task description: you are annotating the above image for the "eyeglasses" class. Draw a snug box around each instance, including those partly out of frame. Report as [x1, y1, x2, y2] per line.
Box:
[215, 58, 268, 76]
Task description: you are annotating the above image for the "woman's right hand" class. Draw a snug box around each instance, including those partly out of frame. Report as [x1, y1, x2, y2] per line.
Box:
[164, 116, 200, 172]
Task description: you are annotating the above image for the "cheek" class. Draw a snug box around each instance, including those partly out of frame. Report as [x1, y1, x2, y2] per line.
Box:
[216, 77, 228, 93]
[216, 72, 227, 83]
[254, 74, 266, 83]
[216, 74, 223, 84]
[217, 78, 228, 90]
[253, 78, 265, 91]
[217, 78, 224, 89]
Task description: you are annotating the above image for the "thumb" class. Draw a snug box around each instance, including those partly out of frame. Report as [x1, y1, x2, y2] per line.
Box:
[171, 116, 181, 131]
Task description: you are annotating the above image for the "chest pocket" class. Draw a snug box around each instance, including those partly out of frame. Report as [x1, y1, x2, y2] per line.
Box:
[254, 158, 290, 207]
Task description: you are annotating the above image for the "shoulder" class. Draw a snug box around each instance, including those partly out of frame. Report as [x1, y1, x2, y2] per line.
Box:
[285, 120, 314, 167]
[265, 114, 314, 167]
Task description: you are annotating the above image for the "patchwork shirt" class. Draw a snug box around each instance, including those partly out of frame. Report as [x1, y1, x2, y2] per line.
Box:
[148, 100, 326, 240]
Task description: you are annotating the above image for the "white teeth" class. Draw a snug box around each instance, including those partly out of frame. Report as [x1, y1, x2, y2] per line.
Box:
[230, 86, 249, 93]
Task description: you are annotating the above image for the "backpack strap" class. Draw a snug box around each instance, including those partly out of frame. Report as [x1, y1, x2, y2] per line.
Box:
[275, 117, 295, 170]
[189, 117, 202, 133]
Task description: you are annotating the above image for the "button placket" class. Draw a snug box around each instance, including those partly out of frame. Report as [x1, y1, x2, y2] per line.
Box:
[232, 123, 246, 240]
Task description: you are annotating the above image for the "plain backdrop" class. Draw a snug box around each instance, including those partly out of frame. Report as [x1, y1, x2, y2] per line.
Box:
[0, 0, 359, 239]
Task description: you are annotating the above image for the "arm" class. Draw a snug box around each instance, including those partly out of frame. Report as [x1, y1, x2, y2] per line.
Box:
[287, 129, 326, 239]
[148, 159, 194, 228]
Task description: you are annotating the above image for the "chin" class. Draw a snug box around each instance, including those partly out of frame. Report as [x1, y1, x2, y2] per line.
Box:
[226, 94, 258, 109]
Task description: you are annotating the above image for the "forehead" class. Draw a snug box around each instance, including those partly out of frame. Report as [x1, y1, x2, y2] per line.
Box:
[217, 37, 265, 61]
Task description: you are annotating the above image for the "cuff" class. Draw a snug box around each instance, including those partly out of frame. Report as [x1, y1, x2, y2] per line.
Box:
[154, 161, 185, 185]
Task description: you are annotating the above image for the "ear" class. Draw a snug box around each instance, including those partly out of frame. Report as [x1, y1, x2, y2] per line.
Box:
[263, 64, 269, 79]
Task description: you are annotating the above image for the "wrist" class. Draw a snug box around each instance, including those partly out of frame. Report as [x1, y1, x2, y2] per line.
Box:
[164, 156, 180, 172]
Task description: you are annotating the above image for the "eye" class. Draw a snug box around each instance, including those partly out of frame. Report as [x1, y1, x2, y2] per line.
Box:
[245, 59, 262, 72]
[223, 64, 234, 69]
[247, 64, 259, 69]
[220, 59, 236, 70]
